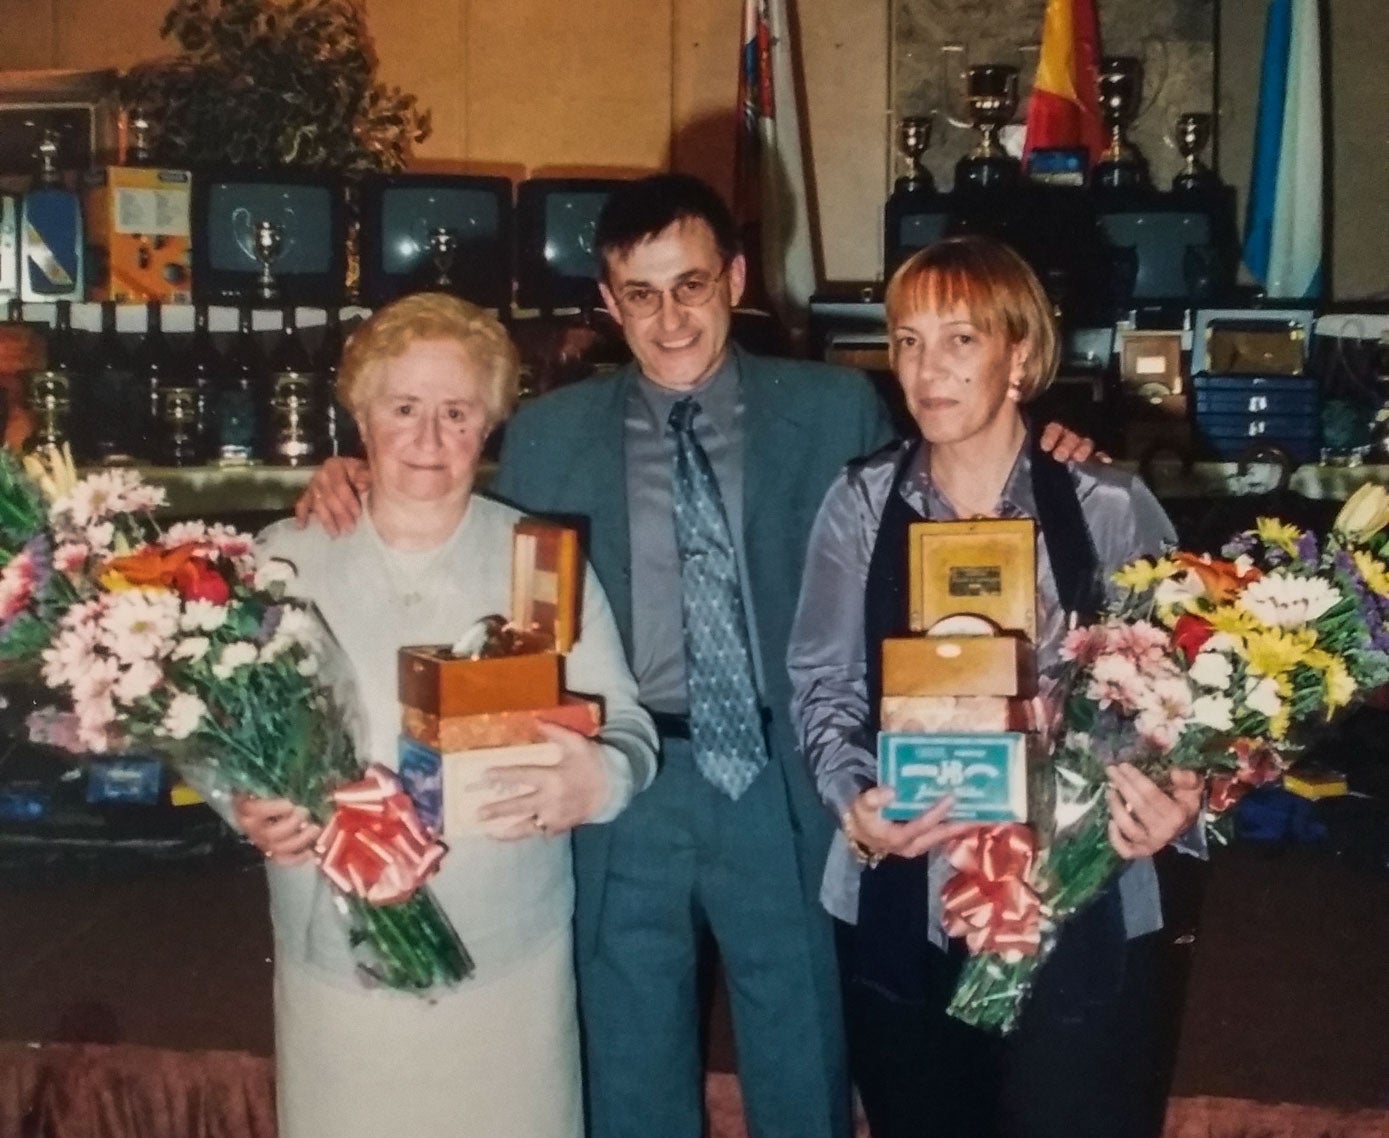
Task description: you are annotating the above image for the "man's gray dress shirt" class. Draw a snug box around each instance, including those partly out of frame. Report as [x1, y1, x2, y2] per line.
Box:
[625, 353, 766, 714]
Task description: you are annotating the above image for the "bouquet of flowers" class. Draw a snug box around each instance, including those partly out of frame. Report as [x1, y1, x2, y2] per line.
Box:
[946, 485, 1389, 1033]
[0, 447, 472, 993]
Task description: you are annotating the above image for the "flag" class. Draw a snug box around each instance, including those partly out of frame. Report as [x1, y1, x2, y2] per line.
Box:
[734, 0, 816, 324]
[1023, 0, 1106, 164]
[1243, 0, 1324, 300]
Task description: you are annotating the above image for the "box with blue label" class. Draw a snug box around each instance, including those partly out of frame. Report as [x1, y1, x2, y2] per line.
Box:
[86, 758, 162, 805]
[399, 735, 560, 838]
[878, 732, 1030, 823]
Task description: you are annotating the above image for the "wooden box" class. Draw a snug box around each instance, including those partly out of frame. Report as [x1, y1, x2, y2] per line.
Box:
[398, 520, 580, 717]
[882, 634, 1037, 698]
[1119, 329, 1185, 399]
[907, 519, 1036, 640]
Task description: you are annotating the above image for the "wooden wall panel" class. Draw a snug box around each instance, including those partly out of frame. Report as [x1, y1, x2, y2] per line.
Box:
[801, 0, 888, 282]
[365, 0, 469, 167]
[464, 0, 673, 175]
[670, 0, 741, 205]
[0, 0, 59, 70]
[51, 0, 164, 70]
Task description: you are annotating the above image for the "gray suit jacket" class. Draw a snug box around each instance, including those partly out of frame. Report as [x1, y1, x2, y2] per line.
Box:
[491, 344, 892, 955]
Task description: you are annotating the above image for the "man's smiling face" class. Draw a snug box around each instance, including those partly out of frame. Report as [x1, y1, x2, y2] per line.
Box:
[598, 217, 747, 392]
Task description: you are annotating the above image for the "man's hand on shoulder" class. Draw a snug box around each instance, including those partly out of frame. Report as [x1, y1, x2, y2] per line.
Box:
[1039, 421, 1109, 465]
[293, 457, 371, 536]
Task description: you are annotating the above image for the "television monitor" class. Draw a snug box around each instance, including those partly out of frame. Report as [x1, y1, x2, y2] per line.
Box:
[359, 173, 513, 311]
[515, 177, 629, 311]
[1097, 209, 1215, 305]
[191, 168, 345, 308]
[882, 192, 952, 277]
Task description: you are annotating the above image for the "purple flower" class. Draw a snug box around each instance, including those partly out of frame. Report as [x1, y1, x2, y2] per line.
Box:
[1222, 533, 1257, 559]
[1296, 530, 1319, 563]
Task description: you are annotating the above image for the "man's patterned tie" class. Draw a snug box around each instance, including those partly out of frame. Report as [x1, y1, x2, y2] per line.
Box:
[668, 397, 768, 799]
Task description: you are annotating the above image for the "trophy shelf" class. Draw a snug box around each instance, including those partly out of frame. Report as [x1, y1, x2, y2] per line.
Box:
[12, 303, 371, 335]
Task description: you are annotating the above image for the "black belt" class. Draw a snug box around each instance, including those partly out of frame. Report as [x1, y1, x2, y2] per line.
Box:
[645, 707, 773, 741]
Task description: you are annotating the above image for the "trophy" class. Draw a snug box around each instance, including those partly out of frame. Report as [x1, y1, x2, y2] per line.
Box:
[895, 115, 936, 194]
[1172, 112, 1215, 193]
[268, 372, 319, 467]
[128, 108, 154, 166]
[955, 64, 1021, 190]
[1093, 56, 1150, 190]
[157, 385, 201, 467]
[424, 226, 459, 290]
[233, 209, 293, 304]
[24, 369, 71, 458]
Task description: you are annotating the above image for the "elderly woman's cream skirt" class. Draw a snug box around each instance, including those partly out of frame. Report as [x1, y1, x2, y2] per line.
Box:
[273, 927, 581, 1138]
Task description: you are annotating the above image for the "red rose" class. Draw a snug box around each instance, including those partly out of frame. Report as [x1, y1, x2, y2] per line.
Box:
[1172, 613, 1215, 660]
[173, 557, 231, 605]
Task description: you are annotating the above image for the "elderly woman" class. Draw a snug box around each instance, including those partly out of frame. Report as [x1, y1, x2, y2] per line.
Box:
[788, 236, 1202, 1138]
[234, 293, 657, 1138]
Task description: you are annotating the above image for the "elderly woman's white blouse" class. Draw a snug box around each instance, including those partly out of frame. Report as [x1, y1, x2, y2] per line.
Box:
[255, 493, 658, 986]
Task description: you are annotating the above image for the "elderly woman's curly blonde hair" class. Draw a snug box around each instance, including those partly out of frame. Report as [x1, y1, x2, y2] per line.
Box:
[337, 292, 521, 428]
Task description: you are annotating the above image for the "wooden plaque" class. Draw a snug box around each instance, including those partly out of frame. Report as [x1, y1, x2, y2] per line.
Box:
[907, 518, 1036, 639]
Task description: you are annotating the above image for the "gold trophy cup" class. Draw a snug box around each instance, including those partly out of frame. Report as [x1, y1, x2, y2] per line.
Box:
[1172, 112, 1214, 192]
[1093, 56, 1150, 190]
[956, 64, 1020, 190]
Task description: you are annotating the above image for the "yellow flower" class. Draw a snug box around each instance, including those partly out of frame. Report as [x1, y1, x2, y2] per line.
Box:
[1256, 516, 1303, 556]
[22, 442, 78, 504]
[1352, 550, 1389, 597]
[1207, 605, 1258, 638]
[1268, 708, 1291, 740]
[1243, 626, 1318, 679]
[98, 569, 136, 593]
[1112, 556, 1179, 592]
[1334, 483, 1389, 544]
[1321, 657, 1357, 712]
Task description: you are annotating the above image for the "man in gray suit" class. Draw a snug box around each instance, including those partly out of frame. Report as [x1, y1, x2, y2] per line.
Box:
[298, 174, 1089, 1137]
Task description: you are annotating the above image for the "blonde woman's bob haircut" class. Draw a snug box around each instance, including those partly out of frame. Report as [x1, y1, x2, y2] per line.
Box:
[884, 235, 1060, 403]
[337, 292, 521, 428]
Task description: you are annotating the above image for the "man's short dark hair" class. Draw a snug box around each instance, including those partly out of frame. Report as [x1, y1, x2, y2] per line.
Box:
[595, 173, 741, 273]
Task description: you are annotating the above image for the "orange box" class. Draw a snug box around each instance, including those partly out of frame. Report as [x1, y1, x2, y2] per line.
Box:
[402, 694, 602, 751]
[399, 520, 582, 717]
[83, 166, 192, 303]
[882, 634, 1037, 698]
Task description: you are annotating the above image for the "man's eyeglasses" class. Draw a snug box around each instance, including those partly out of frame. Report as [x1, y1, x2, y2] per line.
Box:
[613, 268, 728, 319]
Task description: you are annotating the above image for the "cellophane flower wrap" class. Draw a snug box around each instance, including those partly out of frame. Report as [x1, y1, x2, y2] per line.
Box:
[0, 447, 472, 993]
[948, 484, 1389, 1033]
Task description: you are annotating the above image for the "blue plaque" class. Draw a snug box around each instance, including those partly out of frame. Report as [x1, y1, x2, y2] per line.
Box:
[878, 732, 1029, 823]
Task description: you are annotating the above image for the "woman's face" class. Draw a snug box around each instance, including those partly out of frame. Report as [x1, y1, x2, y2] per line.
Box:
[891, 302, 1029, 448]
[357, 338, 492, 507]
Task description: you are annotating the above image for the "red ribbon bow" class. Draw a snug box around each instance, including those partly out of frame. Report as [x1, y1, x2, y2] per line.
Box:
[940, 824, 1042, 962]
[316, 765, 446, 906]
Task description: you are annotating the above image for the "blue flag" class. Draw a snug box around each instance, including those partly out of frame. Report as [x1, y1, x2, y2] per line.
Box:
[1243, 0, 1324, 300]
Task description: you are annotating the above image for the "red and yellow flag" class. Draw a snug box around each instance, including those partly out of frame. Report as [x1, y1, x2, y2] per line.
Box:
[1023, 0, 1106, 163]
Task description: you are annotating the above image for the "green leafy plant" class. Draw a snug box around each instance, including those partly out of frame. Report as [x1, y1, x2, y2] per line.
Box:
[122, 0, 431, 172]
